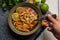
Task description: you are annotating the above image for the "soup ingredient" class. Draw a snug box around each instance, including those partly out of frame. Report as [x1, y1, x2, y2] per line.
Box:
[1, 0, 25, 11]
[16, 7, 21, 12]
[12, 7, 38, 32]
[12, 13, 19, 21]
[40, 3, 49, 14]
[16, 24, 30, 32]
[34, 0, 41, 5]
[13, 0, 20, 5]
[41, 0, 46, 3]
[29, 0, 34, 4]
[42, 20, 47, 26]
[2, 1, 7, 11]
[16, 7, 26, 14]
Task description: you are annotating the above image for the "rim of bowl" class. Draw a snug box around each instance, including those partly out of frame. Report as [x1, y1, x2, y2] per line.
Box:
[8, 2, 42, 36]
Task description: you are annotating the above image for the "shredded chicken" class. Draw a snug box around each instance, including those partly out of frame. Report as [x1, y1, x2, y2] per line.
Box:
[12, 7, 38, 32]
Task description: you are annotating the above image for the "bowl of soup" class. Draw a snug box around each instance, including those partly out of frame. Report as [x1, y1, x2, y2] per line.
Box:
[8, 2, 42, 36]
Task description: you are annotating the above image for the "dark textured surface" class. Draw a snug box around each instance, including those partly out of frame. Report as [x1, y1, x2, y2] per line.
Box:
[0, 7, 44, 40]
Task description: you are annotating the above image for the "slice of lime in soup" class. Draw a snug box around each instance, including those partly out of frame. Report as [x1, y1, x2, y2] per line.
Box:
[12, 13, 19, 21]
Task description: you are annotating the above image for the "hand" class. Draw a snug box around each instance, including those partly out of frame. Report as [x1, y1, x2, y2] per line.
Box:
[47, 14, 60, 40]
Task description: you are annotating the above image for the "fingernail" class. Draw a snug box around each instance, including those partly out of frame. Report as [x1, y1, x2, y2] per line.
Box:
[47, 27, 51, 31]
[48, 14, 51, 17]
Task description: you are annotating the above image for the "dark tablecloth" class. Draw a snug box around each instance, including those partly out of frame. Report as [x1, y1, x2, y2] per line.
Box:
[0, 7, 45, 40]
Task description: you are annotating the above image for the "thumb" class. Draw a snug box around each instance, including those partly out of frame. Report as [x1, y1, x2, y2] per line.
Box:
[47, 14, 57, 24]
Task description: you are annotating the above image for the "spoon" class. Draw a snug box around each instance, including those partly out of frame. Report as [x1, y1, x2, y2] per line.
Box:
[34, 14, 56, 22]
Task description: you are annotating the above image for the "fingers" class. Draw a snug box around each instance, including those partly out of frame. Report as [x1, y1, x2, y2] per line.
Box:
[47, 22, 53, 31]
[56, 17, 60, 22]
[47, 14, 58, 24]
[47, 27, 52, 31]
